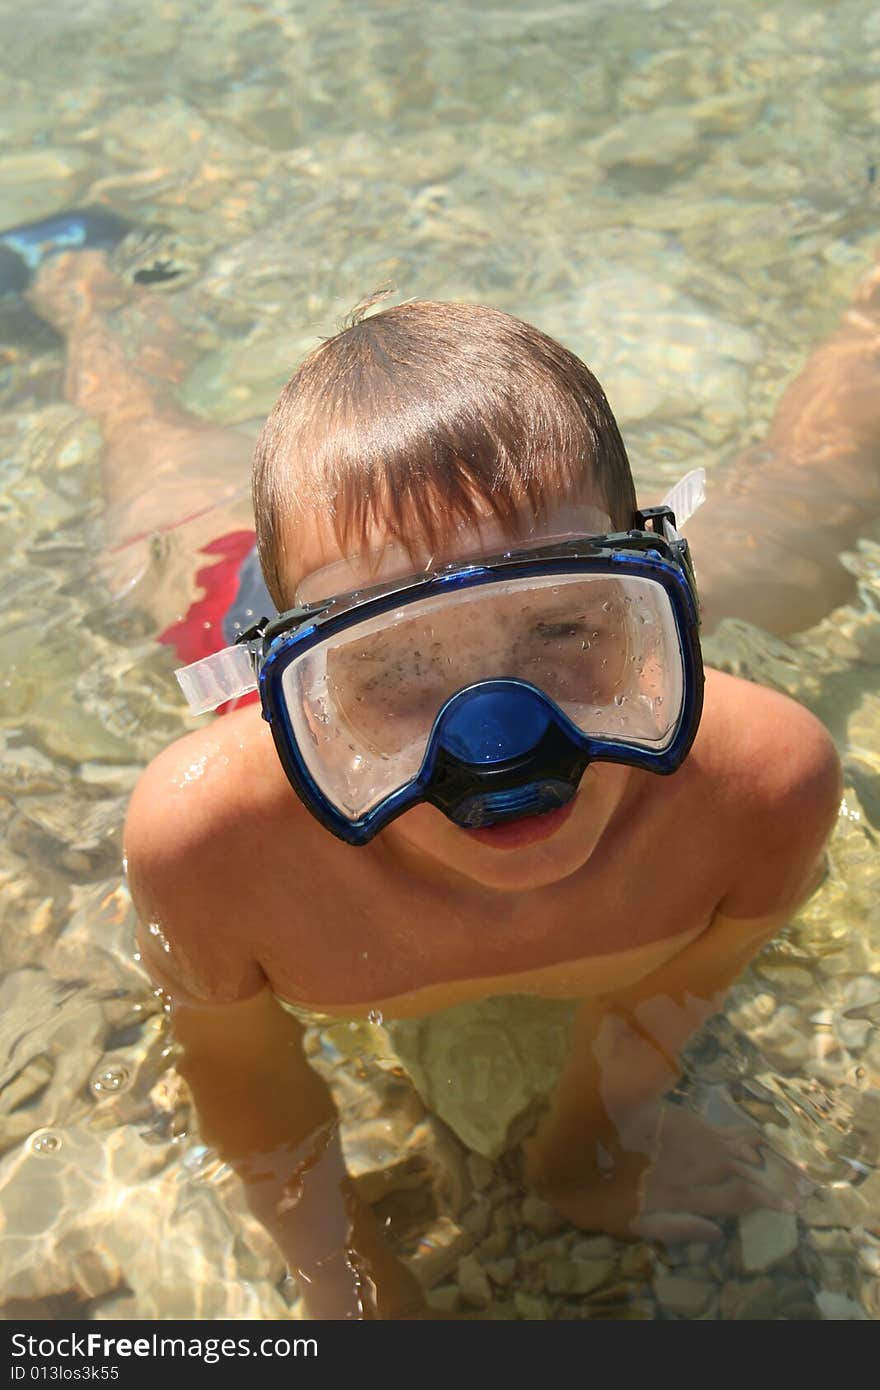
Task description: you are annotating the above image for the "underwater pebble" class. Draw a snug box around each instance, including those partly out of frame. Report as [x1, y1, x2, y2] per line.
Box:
[738, 1212, 799, 1272]
[719, 1277, 777, 1320]
[654, 1273, 713, 1317]
[521, 1195, 566, 1235]
[460, 1195, 493, 1239]
[0, 148, 92, 223]
[572, 1234, 616, 1260]
[485, 1257, 516, 1288]
[540, 272, 758, 429]
[466, 1152, 494, 1192]
[543, 1258, 576, 1295]
[808, 1227, 859, 1255]
[814, 1253, 860, 1295]
[774, 1279, 819, 1315]
[0, 1055, 53, 1119]
[513, 1291, 548, 1320]
[756, 963, 816, 996]
[861, 1279, 880, 1318]
[815, 1291, 869, 1320]
[563, 1258, 615, 1296]
[804, 1171, 880, 1230]
[584, 1280, 646, 1308]
[425, 1284, 460, 1314]
[591, 109, 700, 170]
[856, 1240, 880, 1276]
[684, 1241, 714, 1266]
[78, 763, 143, 794]
[691, 91, 766, 134]
[0, 744, 63, 795]
[457, 1253, 492, 1309]
[608, 1299, 657, 1321]
[343, 1113, 435, 1205]
[619, 1242, 656, 1279]
[478, 1229, 512, 1260]
[492, 1201, 518, 1234]
[518, 1235, 570, 1266]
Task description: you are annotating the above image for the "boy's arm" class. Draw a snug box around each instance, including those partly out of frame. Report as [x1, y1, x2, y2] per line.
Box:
[156, 978, 426, 1320]
[125, 744, 426, 1321]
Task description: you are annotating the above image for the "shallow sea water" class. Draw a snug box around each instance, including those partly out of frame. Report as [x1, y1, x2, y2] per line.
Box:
[0, 0, 879, 1320]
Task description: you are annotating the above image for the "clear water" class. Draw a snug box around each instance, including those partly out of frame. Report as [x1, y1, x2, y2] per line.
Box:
[1, 0, 878, 1320]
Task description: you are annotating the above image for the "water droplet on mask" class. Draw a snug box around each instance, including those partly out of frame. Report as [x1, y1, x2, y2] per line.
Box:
[614, 694, 626, 706]
[602, 601, 612, 612]
[367, 1009, 384, 1026]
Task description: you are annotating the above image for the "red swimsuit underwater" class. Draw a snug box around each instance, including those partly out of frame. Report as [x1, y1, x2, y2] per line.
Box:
[158, 530, 269, 714]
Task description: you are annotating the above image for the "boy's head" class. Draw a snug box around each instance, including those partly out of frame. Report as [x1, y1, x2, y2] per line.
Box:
[253, 299, 636, 610]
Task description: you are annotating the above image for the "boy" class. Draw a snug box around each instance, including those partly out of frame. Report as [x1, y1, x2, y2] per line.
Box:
[121, 299, 841, 1319]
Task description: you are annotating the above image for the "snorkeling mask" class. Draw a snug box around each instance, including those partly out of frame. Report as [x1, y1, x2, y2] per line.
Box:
[176, 471, 706, 845]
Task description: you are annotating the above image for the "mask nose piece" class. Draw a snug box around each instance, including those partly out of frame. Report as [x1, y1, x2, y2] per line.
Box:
[422, 680, 590, 828]
[439, 683, 557, 764]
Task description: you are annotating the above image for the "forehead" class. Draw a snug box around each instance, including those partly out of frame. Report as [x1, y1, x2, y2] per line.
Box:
[284, 495, 615, 604]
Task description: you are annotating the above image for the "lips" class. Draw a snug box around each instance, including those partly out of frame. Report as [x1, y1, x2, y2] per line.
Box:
[462, 797, 576, 849]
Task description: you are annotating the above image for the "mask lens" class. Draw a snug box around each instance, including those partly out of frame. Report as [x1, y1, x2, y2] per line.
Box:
[279, 571, 684, 822]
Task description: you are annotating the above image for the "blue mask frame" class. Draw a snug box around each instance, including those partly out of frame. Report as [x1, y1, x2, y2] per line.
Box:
[251, 513, 704, 845]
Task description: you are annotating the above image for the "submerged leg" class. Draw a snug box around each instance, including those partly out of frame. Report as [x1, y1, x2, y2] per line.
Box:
[688, 259, 880, 635]
[27, 250, 255, 624]
[28, 249, 253, 526]
[522, 910, 811, 1241]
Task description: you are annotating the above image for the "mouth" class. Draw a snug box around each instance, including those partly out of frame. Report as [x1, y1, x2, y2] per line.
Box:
[461, 797, 577, 849]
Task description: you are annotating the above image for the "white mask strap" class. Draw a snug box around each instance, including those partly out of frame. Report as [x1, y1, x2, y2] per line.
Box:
[661, 467, 706, 540]
[175, 643, 259, 716]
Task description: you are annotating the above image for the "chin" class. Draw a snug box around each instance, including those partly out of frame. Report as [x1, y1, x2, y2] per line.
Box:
[383, 767, 628, 893]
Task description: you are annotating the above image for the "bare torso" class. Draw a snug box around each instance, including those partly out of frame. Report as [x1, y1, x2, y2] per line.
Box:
[129, 667, 798, 1018]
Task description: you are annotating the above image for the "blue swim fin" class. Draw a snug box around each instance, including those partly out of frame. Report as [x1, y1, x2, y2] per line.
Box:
[0, 206, 185, 294]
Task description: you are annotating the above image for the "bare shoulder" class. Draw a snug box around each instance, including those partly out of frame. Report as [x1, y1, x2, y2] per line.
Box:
[126, 706, 282, 857]
[698, 667, 842, 918]
[124, 707, 308, 1002]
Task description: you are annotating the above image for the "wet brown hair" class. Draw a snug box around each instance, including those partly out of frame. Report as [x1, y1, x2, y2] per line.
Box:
[252, 298, 636, 609]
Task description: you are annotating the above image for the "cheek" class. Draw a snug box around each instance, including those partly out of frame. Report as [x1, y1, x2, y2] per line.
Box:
[390, 800, 449, 849]
[574, 762, 630, 817]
